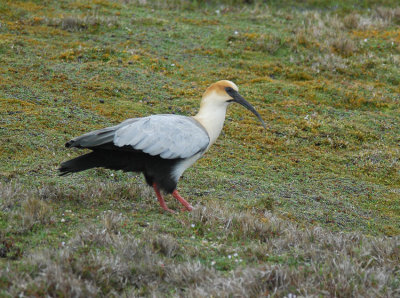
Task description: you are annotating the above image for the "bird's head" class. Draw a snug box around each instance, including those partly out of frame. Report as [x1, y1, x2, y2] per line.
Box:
[201, 80, 266, 129]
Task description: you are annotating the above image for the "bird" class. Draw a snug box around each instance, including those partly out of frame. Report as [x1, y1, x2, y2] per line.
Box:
[59, 80, 265, 213]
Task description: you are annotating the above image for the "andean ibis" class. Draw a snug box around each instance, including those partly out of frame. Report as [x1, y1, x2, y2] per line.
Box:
[59, 80, 265, 212]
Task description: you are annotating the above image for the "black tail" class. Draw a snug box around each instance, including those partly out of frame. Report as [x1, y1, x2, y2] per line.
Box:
[59, 149, 147, 176]
[59, 152, 101, 176]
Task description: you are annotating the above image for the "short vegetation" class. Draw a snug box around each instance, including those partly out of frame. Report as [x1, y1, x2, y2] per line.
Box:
[0, 0, 399, 296]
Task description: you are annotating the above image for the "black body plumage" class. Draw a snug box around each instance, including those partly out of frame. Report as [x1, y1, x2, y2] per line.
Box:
[59, 144, 182, 193]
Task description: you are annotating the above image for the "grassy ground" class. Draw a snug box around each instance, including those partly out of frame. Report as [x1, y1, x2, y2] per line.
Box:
[1, 0, 400, 296]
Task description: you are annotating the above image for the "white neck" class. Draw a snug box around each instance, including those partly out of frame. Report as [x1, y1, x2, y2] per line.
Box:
[193, 101, 228, 148]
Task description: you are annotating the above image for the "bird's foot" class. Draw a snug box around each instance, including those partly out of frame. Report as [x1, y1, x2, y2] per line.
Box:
[153, 184, 193, 213]
[181, 206, 193, 212]
[162, 206, 176, 214]
[172, 190, 193, 212]
[153, 183, 175, 214]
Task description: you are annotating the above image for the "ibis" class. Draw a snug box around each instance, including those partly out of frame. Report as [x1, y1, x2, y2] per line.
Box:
[59, 80, 265, 212]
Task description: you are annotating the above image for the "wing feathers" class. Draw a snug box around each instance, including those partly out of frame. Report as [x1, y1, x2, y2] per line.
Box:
[66, 127, 116, 148]
[114, 115, 209, 159]
[66, 118, 141, 149]
[66, 115, 210, 159]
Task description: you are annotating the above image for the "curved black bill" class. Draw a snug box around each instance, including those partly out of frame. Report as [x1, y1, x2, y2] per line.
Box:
[225, 88, 266, 129]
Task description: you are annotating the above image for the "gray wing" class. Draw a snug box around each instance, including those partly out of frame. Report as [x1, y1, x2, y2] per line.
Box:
[65, 118, 139, 148]
[114, 115, 210, 159]
[66, 115, 210, 160]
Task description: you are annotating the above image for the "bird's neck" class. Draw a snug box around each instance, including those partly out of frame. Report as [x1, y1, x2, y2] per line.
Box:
[193, 104, 227, 148]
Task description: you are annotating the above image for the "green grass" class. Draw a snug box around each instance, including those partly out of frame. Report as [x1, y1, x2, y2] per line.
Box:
[1, 0, 399, 296]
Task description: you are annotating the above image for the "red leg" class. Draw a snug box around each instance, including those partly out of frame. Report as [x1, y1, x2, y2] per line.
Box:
[153, 183, 174, 213]
[172, 190, 193, 211]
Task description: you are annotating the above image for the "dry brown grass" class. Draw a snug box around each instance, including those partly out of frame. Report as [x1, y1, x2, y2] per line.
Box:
[341, 9, 398, 30]
[343, 13, 360, 29]
[310, 53, 348, 73]
[286, 8, 400, 74]
[227, 32, 286, 55]
[2, 198, 398, 297]
[0, 182, 26, 212]
[191, 203, 284, 241]
[0, 182, 54, 233]
[255, 35, 285, 55]
[37, 178, 153, 206]
[329, 35, 357, 56]
[375, 7, 400, 24]
[19, 197, 53, 231]
[0, 179, 154, 236]
[295, 12, 359, 57]
[30, 15, 119, 31]
[191, 204, 400, 296]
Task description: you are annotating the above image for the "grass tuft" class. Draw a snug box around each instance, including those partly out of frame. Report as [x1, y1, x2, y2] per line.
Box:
[375, 7, 400, 23]
[151, 234, 180, 257]
[19, 197, 53, 231]
[343, 13, 360, 29]
[330, 35, 357, 56]
[29, 14, 120, 32]
[2, 208, 399, 296]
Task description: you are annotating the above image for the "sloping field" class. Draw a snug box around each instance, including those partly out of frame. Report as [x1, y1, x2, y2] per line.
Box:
[1, 0, 399, 296]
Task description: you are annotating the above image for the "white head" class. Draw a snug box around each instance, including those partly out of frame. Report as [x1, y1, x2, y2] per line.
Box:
[199, 80, 265, 128]
[200, 80, 239, 108]
[194, 80, 265, 147]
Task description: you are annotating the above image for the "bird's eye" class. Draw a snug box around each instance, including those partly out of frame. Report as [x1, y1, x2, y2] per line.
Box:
[225, 87, 234, 92]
